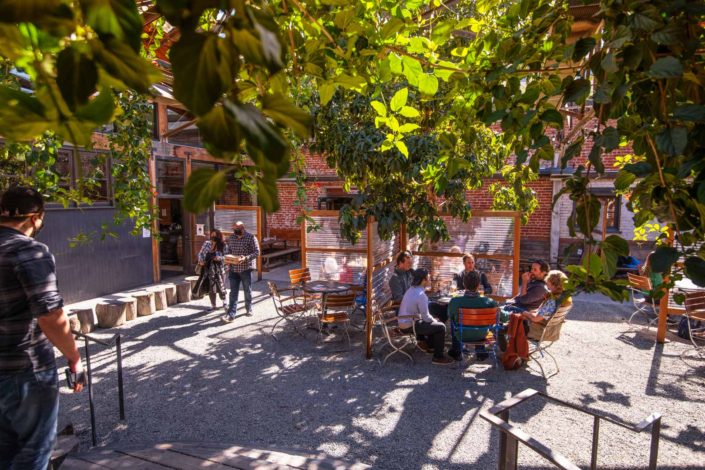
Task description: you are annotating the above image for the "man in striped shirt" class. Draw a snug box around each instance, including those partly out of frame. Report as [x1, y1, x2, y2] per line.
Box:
[222, 221, 260, 322]
[0, 187, 84, 469]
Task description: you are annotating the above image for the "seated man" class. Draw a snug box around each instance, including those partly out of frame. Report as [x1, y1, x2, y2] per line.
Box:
[453, 253, 492, 294]
[501, 259, 549, 319]
[447, 271, 498, 361]
[398, 269, 453, 365]
[522, 270, 572, 339]
[389, 250, 413, 303]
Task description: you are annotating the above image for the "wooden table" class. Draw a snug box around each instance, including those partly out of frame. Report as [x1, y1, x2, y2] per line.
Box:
[62, 442, 369, 469]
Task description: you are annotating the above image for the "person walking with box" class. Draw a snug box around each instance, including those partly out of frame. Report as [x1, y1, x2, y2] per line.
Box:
[222, 221, 260, 322]
[0, 187, 84, 470]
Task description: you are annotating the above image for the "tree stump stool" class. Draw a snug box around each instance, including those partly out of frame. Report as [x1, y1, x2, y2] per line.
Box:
[68, 316, 81, 335]
[133, 291, 156, 316]
[148, 286, 168, 311]
[176, 281, 192, 303]
[161, 284, 177, 306]
[185, 276, 200, 290]
[72, 308, 94, 334]
[95, 301, 127, 328]
[117, 296, 137, 321]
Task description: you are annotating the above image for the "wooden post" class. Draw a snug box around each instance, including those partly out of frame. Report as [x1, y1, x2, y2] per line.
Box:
[657, 228, 674, 343]
[366, 218, 374, 359]
[256, 206, 263, 281]
[513, 212, 521, 297]
[300, 212, 307, 270]
[400, 223, 408, 252]
[149, 153, 160, 284]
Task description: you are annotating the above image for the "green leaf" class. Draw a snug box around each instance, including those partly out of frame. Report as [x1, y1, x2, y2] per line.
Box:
[602, 127, 619, 152]
[572, 37, 596, 61]
[0, 86, 52, 141]
[614, 171, 636, 192]
[92, 38, 159, 94]
[81, 0, 142, 52]
[74, 88, 116, 123]
[418, 73, 438, 95]
[257, 175, 280, 213]
[0, 0, 62, 22]
[224, 100, 288, 163]
[540, 108, 563, 127]
[370, 101, 387, 117]
[196, 105, 241, 153]
[252, 14, 283, 73]
[184, 168, 227, 214]
[650, 246, 679, 274]
[334, 73, 367, 91]
[319, 81, 336, 106]
[623, 161, 652, 177]
[575, 195, 601, 237]
[655, 127, 688, 156]
[685, 256, 705, 287]
[394, 140, 408, 157]
[170, 32, 233, 116]
[563, 78, 590, 105]
[262, 93, 312, 139]
[649, 56, 683, 79]
[561, 137, 583, 168]
[0, 24, 26, 59]
[674, 104, 705, 122]
[601, 51, 619, 74]
[56, 47, 98, 112]
[390, 87, 408, 112]
[398, 123, 419, 133]
[399, 106, 420, 118]
[389, 53, 403, 74]
[402, 56, 423, 87]
[602, 234, 629, 256]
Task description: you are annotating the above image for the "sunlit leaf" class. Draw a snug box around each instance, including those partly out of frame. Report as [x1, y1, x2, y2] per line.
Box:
[390, 87, 408, 112]
[184, 168, 227, 213]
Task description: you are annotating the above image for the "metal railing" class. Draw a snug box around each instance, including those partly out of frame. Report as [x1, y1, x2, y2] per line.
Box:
[480, 388, 662, 470]
[71, 330, 125, 446]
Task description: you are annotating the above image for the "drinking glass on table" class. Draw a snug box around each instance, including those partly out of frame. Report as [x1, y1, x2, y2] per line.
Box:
[478, 285, 485, 296]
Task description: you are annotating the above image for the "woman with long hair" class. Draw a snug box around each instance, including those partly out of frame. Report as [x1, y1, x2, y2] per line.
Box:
[197, 229, 227, 311]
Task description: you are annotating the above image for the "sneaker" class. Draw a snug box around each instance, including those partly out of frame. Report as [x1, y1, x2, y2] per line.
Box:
[207, 305, 216, 312]
[245, 310, 253, 317]
[432, 356, 454, 366]
[416, 341, 433, 354]
[221, 314, 235, 323]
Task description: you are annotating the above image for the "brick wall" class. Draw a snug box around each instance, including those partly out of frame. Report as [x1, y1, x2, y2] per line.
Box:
[266, 181, 326, 231]
[302, 147, 338, 177]
[465, 178, 553, 241]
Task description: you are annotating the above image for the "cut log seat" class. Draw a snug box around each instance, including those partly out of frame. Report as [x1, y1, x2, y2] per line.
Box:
[72, 308, 95, 334]
[176, 281, 192, 303]
[148, 286, 168, 311]
[95, 300, 128, 328]
[133, 291, 156, 316]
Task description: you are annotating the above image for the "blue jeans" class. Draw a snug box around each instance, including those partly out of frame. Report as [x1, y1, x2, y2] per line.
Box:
[0, 368, 59, 470]
[228, 270, 253, 316]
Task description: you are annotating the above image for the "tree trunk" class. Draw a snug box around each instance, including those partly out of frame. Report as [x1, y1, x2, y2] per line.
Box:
[96, 301, 127, 328]
[176, 281, 192, 303]
[72, 308, 94, 334]
[133, 291, 156, 316]
[149, 286, 167, 311]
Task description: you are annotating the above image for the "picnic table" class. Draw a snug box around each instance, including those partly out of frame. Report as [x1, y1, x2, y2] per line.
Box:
[260, 237, 300, 270]
[61, 442, 369, 469]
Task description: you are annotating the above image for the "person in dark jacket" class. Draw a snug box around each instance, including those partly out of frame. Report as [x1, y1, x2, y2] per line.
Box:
[197, 229, 227, 311]
[453, 253, 492, 294]
[389, 251, 413, 303]
[502, 259, 549, 315]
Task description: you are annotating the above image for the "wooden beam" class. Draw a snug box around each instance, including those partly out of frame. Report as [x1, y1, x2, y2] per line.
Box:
[513, 213, 521, 297]
[156, 103, 169, 141]
[149, 154, 160, 283]
[657, 228, 674, 343]
[366, 217, 374, 359]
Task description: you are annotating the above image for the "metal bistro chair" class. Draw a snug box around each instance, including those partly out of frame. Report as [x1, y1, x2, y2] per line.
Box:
[527, 301, 572, 379]
[318, 293, 356, 350]
[267, 281, 314, 340]
[627, 273, 658, 326]
[347, 284, 367, 329]
[454, 307, 501, 367]
[683, 291, 705, 359]
[374, 301, 421, 365]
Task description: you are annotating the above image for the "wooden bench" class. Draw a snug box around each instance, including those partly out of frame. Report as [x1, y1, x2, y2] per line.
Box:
[262, 247, 300, 270]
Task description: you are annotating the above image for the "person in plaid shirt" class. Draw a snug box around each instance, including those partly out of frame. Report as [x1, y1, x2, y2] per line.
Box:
[222, 221, 260, 322]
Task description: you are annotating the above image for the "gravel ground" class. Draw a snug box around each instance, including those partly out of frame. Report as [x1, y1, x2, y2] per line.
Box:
[58, 271, 705, 469]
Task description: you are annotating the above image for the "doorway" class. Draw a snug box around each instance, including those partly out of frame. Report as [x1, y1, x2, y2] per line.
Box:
[158, 197, 185, 278]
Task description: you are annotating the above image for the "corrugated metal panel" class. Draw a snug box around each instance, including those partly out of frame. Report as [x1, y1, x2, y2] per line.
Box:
[214, 207, 258, 233]
[371, 262, 395, 309]
[413, 255, 514, 297]
[306, 215, 367, 250]
[39, 209, 153, 304]
[410, 215, 515, 256]
[305, 251, 367, 283]
[370, 221, 400, 266]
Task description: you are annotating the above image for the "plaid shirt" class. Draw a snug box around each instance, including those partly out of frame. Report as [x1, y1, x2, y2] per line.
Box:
[226, 231, 260, 273]
[0, 226, 62, 373]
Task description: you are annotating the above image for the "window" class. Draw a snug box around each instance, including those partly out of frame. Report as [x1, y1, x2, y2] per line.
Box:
[49, 150, 111, 206]
[570, 190, 621, 235]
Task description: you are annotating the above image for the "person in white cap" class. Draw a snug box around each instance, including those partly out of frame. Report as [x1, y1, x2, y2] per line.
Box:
[222, 221, 260, 322]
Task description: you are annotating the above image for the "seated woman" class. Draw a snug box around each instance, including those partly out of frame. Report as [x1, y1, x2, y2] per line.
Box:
[521, 270, 572, 340]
